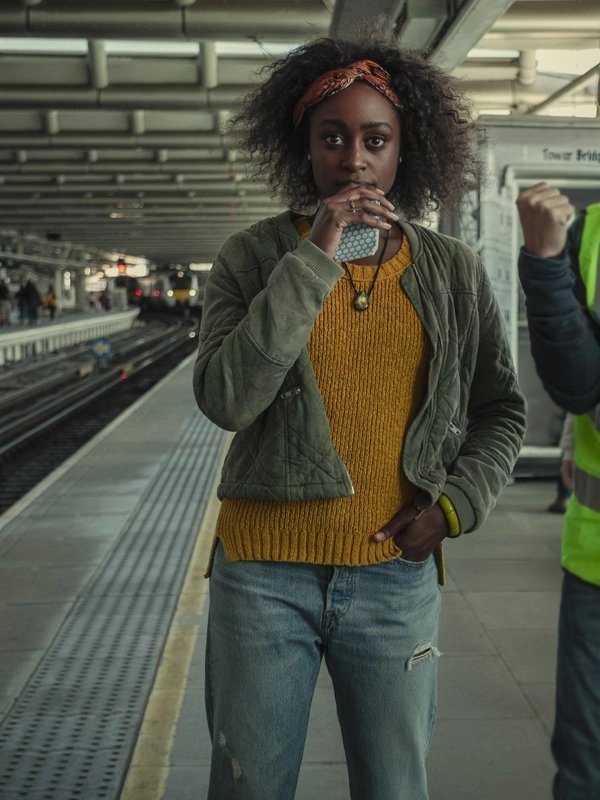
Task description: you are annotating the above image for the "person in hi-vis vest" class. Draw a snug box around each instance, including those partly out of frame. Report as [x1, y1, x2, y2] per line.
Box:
[517, 182, 600, 800]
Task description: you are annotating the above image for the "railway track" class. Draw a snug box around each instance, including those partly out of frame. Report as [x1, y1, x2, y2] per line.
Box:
[0, 314, 198, 515]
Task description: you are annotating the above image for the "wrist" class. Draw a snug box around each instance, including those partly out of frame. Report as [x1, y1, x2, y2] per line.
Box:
[522, 244, 567, 261]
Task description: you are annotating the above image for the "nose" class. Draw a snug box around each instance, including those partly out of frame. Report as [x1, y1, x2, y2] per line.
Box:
[341, 139, 367, 172]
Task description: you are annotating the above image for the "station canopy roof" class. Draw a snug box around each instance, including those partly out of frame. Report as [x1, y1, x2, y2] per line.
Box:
[0, 0, 597, 271]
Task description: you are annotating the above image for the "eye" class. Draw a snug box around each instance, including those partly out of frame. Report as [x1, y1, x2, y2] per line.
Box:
[368, 135, 387, 148]
[323, 133, 344, 146]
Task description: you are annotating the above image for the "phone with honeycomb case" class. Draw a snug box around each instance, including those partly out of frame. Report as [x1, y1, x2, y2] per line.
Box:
[334, 223, 379, 261]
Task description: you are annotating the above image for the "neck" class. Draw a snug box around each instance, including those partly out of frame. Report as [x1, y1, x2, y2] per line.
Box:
[353, 223, 400, 267]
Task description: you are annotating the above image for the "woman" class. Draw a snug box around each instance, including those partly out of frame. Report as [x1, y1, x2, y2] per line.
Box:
[43, 284, 57, 320]
[193, 29, 526, 800]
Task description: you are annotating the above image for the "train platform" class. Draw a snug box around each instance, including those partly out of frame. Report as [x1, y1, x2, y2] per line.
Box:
[0, 308, 139, 366]
[0, 353, 563, 800]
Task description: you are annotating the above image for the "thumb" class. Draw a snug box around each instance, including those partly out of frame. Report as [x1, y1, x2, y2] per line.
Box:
[372, 506, 419, 542]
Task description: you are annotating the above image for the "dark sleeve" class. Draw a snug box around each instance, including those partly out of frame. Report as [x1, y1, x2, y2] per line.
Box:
[566, 217, 586, 304]
[518, 230, 600, 414]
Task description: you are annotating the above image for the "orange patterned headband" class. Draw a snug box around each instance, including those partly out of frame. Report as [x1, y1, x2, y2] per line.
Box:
[292, 59, 402, 129]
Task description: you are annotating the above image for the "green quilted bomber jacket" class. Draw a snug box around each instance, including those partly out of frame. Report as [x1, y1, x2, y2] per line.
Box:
[193, 211, 526, 536]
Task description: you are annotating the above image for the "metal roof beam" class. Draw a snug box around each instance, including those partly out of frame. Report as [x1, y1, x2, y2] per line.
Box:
[0, 77, 595, 116]
[199, 40, 218, 89]
[329, 0, 400, 39]
[526, 62, 600, 114]
[491, 1, 600, 34]
[0, 197, 271, 207]
[2, 216, 277, 226]
[0, 133, 231, 148]
[429, 0, 515, 71]
[394, 0, 447, 49]
[0, 162, 251, 175]
[479, 1, 600, 49]
[0, 1, 329, 41]
[88, 39, 108, 89]
[0, 181, 268, 194]
[0, 85, 242, 110]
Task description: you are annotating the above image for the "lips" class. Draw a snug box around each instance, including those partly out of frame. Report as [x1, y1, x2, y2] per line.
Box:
[338, 180, 375, 190]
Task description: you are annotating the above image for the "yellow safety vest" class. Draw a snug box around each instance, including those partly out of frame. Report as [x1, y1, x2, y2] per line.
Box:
[563, 203, 600, 586]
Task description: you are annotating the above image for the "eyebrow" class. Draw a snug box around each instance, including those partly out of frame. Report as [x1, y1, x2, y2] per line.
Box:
[317, 118, 395, 131]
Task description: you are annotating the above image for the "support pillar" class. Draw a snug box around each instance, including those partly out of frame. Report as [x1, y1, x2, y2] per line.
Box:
[74, 270, 88, 312]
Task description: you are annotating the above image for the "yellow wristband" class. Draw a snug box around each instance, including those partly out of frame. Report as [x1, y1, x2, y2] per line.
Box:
[438, 494, 461, 538]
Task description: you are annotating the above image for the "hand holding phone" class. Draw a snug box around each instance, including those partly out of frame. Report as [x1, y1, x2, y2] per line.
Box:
[310, 190, 394, 261]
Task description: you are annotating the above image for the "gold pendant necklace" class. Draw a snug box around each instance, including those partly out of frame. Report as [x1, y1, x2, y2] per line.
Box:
[342, 227, 391, 312]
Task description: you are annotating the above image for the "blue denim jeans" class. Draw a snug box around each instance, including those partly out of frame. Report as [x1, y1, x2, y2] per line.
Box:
[552, 570, 600, 800]
[205, 542, 441, 800]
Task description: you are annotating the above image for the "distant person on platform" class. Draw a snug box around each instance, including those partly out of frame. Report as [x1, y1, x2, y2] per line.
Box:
[17, 278, 42, 325]
[43, 284, 58, 320]
[517, 182, 600, 800]
[0, 278, 11, 326]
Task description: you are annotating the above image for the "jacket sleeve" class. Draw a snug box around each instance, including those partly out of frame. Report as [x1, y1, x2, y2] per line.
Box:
[518, 239, 600, 414]
[193, 233, 343, 431]
[441, 265, 527, 533]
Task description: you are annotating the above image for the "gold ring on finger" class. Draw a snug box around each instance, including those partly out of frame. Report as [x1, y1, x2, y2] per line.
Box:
[348, 198, 356, 213]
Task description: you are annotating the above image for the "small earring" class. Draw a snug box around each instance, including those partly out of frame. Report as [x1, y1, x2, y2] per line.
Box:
[398, 155, 403, 164]
[307, 153, 312, 162]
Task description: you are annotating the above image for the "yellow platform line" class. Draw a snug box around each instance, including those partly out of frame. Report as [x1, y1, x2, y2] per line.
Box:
[120, 435, 228, 800]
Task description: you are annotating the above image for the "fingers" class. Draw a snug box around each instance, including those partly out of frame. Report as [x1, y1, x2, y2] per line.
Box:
[372, 504, 449, 562]
[517, 182, 573, 223]
[320, 187, 397, 230]
[340, 188, 398, 229]
[372, 506, 416, 543]
[516, 181, 574, 259]
[310, 187, 398, 258]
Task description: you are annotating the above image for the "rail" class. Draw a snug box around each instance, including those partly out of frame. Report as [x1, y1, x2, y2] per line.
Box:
[0, 316, 195, 458]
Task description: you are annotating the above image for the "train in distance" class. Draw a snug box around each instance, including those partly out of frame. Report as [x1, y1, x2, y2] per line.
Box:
[114, 268, 201, 313]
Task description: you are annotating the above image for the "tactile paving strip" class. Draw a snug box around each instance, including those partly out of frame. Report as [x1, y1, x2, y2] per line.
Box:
[0, 411, 225, 799]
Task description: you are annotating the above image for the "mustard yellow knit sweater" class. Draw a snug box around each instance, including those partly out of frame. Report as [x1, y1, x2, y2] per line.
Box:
[214, 220, 430, 567]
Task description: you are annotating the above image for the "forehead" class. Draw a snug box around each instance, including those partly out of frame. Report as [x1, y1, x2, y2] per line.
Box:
[308, 82, 401, 129]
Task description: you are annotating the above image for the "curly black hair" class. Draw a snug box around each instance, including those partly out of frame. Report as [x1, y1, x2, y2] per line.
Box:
[230, 27, 484, 221]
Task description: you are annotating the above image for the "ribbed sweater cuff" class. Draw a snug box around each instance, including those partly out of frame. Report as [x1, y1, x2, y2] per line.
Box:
[294, 239, 344, 288]
[441, 483, 476, 534]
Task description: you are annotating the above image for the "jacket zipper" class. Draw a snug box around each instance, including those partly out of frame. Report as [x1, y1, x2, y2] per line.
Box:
[280, 386, 301, 400]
